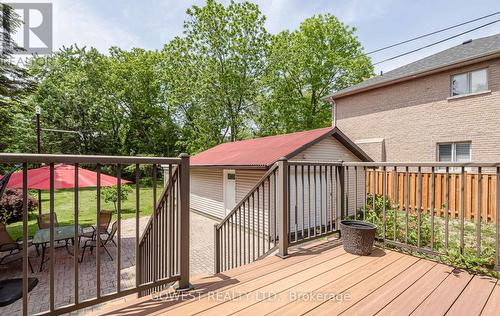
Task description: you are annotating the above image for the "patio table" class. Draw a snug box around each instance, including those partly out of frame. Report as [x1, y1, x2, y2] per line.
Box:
[33, 225, 83, 272]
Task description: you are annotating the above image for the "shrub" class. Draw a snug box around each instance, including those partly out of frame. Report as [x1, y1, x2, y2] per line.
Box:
[359, 194, 440, 248]
[101, 185, 133, 212]
[0, 188, 37, 224]
[359, 194, 498, 277]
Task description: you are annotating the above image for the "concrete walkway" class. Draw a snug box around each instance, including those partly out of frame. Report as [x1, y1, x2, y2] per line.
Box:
[0, 211, 217, 315]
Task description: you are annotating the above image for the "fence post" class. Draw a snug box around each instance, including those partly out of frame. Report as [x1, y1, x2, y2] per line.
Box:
[277, 157, 289, 258]
[177, 153, 193, 291]
[214, 224, 220, 274]
[336, 163, 345, 228]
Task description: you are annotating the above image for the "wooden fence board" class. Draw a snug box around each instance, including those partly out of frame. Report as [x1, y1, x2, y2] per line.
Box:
[366, 171, 498, 222]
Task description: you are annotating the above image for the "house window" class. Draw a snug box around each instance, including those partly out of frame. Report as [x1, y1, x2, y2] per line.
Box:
[437, 142, 471, 163]
[227, 172, 235, 180]
[451, 68, 488, 96]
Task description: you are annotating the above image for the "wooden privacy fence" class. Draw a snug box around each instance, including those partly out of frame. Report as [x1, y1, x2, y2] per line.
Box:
[367, 170, 498, 222]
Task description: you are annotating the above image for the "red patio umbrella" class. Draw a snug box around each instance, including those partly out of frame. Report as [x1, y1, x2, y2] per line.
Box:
[1, 164, 131, 190]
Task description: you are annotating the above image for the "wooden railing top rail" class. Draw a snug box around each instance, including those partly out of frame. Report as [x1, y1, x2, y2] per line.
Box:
[342, 161, 500, 168]
[216, 163, 278, 229]
[0, 153, 182, 165]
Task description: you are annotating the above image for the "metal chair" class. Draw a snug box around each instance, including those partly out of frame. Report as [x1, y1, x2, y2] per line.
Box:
[37, 213, 59, 229]
[80, 210, 114, 244]
[79, 221, 117, 262]
[0, 223, 34, 273]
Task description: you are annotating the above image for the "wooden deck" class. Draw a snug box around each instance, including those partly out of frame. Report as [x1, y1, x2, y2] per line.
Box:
[96, 238, 500, 316]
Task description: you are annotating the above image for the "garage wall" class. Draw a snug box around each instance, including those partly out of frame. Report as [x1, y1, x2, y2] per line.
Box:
[190, 168, 225, 219]
[290, 136, 365, 217]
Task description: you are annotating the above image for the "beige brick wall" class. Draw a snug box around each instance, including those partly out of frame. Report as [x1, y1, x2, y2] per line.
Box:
[334, 58, 500, 162]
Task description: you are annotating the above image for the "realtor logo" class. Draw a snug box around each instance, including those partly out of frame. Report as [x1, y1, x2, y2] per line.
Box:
[9, 3, 53, 54]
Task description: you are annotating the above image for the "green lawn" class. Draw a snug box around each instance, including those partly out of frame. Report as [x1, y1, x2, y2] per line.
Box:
[7, 184, 163, 240]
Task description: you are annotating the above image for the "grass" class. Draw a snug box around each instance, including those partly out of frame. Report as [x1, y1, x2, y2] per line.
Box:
[7, 184, 163, 240]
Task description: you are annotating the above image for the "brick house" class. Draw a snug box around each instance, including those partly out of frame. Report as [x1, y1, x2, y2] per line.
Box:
[326, 33, 500, 163]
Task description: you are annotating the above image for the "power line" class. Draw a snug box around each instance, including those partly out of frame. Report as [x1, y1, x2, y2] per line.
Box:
[373, 18, 500, 65]
[367, 11, 500, 55]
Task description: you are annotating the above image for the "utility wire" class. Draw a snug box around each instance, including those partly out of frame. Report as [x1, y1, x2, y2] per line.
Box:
[367, 11, 500, 55]
[373, 18, 500, 65]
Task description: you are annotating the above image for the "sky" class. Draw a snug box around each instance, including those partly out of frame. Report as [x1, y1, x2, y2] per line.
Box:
[5, 0, 500, 73]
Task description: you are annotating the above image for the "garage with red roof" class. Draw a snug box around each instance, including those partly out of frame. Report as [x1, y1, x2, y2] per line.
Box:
[190, 127, 371, 219]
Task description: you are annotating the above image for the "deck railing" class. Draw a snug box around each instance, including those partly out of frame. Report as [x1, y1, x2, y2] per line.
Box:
[0, 153, 190, 316]
[214, 164, 279, 273]
[344, 162, 500, 267]
[215, 159, 500, 272]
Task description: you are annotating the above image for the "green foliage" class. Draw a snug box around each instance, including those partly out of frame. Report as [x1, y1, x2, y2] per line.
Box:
[101, 185, 133, 212]
[22, 46, 180, 156]
[162, 0, 269, 153]
[2, 0, 374, 156]
[361, 194, 438, 248]
[0, 4, 34, 154]
[255, 14, 373, 135]
[440, 246, 498, 277]
[361, 194, 498, 278]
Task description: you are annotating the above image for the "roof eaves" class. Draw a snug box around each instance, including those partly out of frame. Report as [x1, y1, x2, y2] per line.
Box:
[324, 50, 500, 101]
[283, 128, 336, 160]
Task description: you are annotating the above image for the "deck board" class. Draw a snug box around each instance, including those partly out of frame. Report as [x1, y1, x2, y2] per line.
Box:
[411, 268, 473, 316]
[97, 238, 500, 316]
[481, 281, 500, 316]
[376, 263, 453, 315]
[231, 248, 391, 316]
[339, 259, 436, 315]
[445, 275, 497, 316]
[303, 255, 420, 315]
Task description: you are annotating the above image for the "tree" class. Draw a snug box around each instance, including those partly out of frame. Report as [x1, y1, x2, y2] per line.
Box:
[255, 14, 373, 135]
[101, 185, 132, 212]
[27, 46, 119, 155]
[162, 0, 269, 153]
[25, 46, 180, 156]
[0, 4, 34, 152]
[109, 48, 179, 156]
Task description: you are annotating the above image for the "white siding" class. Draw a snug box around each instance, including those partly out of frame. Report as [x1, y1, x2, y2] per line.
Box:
[290, 136, 365, 218]
[236, 169, 266, 202]
[190, 136, 367, 222]
[190, 168, 225, 219]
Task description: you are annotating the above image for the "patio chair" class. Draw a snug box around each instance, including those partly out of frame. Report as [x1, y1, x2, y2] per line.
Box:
[80, 210, 115, 245]
[0, 223, 34, 273]
[79, 221, 117, 262]
[37, 213, 59, 229]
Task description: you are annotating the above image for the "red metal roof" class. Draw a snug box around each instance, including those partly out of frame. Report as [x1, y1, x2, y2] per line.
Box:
[191, 127, 334, 167]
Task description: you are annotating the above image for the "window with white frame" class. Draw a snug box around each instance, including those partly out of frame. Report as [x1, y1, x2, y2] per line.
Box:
[451, 68, 488, 96]
[437, 142, 471, 163]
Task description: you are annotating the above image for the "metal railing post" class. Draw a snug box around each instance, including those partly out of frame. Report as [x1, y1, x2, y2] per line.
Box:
[277, 157, 289, 258]
[336, 163, 345, 225]
[214, 224, 220, 274]
[177, 153, 192, 291]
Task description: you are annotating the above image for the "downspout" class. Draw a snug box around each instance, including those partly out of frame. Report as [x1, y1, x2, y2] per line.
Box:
[330, 97, 337, 127]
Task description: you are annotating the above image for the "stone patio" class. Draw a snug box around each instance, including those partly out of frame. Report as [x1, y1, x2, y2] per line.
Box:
[0, 211, 216, 315]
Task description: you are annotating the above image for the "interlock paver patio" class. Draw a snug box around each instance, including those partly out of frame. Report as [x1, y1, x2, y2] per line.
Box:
[0, 211, 216, 315]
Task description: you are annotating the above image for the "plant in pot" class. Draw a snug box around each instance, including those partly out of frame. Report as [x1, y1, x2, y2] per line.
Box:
[340, 220, 377, 256]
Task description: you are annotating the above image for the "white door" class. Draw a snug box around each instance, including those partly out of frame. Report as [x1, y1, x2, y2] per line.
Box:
[223, 169, 236, 215]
